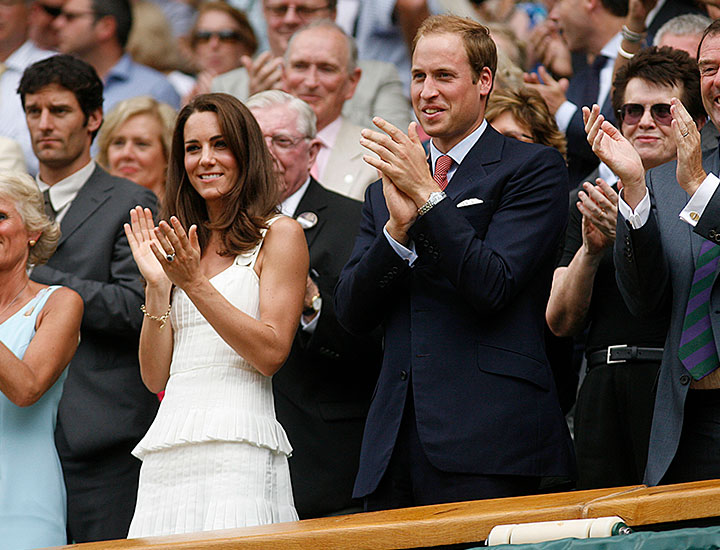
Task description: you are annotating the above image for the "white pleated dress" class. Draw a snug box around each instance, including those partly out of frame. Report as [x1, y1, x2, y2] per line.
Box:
[128, 227, 298, 537]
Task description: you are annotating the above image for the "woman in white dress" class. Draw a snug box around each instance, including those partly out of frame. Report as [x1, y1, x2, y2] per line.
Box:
[124, 93, 308, 537]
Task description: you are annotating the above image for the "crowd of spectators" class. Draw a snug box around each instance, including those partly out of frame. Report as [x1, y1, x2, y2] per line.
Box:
[4, 0, 720, 547]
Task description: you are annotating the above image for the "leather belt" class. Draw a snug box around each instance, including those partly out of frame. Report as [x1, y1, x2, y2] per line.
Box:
[587, 345, 664, 369]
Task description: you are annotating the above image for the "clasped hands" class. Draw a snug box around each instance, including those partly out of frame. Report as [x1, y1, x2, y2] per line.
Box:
[124, 206, 202, 291]
[360, 117, 438, 244]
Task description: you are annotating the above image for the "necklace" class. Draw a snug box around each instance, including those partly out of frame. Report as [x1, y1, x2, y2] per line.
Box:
[0, 281, 30, 321]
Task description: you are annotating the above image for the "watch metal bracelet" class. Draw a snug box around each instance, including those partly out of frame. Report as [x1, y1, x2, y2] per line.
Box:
[418, 191, 447, 216]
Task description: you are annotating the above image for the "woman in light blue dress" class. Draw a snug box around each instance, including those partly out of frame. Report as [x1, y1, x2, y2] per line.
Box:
[0, 173, 83, 549]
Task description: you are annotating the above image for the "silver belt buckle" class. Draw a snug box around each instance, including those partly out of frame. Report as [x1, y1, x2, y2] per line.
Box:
[607, 345, 627, 364]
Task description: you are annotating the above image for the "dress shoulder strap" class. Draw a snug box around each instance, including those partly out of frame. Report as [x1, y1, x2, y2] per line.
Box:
[247, 214, 285, 270]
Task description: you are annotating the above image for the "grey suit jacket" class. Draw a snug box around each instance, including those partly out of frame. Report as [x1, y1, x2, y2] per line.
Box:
[32, 165, 159, 458]
[319, 117, 379, 201]
[212, 59, 412, 131]
[615, 147, 720, 485]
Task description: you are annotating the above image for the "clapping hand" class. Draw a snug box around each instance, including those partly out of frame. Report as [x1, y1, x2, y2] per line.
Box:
[151, 217, 202, 290]
[124, 206, 169, 288]
[670, 98, 706, 197]
[578, 178, 618, 255]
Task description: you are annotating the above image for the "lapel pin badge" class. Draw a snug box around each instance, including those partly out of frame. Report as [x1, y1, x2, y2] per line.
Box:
[296, 211, 318, 229]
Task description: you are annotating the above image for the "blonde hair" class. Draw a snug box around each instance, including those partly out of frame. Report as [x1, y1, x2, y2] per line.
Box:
[486, 87, 568, 159]
[96, 96, 177, 171]
[0, 172, 60, 267]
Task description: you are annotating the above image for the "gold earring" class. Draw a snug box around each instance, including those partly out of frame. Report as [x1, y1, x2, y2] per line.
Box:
[29, 240, 36, 247]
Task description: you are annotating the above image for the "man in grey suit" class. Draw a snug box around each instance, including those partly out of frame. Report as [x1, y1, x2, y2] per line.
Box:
[588, 19, 720, 486]
[19, 54, 159, 542]
[211, 0, 411, 132]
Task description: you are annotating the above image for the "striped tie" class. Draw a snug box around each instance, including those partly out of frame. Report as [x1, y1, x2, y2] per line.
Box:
[679, 239, 720, 380]
[433, 155, 452, 190]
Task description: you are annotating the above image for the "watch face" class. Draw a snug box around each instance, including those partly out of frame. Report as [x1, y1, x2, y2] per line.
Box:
[312, 295, 322, 311]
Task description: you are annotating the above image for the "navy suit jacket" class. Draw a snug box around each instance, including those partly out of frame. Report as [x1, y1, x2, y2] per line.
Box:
[615, 147, 720, 485]
[335, 126, 576, 498]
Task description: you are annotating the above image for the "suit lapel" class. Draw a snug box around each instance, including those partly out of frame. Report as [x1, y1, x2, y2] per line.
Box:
[294, 178, 329, 249]
[58, 166, 112, 246]
[445, 126, 504, 202]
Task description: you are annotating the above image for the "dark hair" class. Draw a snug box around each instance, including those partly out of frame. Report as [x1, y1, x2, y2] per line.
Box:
[412, 15, 497, 84]
[164, 93, 280, 256]
[93, 0, 133, 48]
[612, 46, 705, 123]
[18, 54, 104, 140]
[698, 18, 720, 60]
[191, 1, 258, 55]
[601, 0, 628, 18]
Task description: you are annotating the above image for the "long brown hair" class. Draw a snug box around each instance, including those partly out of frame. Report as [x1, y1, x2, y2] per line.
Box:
[164, 93, 280, 255]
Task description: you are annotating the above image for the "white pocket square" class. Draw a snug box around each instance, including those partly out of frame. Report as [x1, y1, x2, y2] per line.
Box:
[457, 198, 484, 207]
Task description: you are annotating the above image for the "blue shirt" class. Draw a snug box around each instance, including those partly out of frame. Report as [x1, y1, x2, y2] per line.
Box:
[103, 54, 180, 113]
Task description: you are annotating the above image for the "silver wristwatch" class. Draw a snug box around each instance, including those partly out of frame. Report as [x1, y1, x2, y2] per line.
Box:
[418, 191, 447, 216]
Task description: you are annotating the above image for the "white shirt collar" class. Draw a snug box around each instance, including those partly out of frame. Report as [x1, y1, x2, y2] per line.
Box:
[429, 119, 488, 182]
[280, 177, 311, 217]
[36, 160, 96, 220]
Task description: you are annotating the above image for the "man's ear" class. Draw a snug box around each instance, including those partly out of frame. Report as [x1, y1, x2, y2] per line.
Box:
[86, 108, 103, 134]
[94, 14, 117, 44]
[477, 66, 493, 97]
[344, 66, 362, 101]
[307, 138, 321, 169]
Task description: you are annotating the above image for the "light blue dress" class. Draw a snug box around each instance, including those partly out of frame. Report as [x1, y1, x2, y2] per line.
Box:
[0, 286, 68, 549]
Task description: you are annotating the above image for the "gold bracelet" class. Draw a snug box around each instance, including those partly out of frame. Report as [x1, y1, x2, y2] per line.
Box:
[140, 303, 171, 329]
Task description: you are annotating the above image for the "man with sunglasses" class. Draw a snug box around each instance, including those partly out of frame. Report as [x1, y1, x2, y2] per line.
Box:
[587, 19, 720, 487]
[547, 46, 705, 490]
[52, 0, 179, 112]
[0, 0, 53, 174]
[28, 0, 62, 50]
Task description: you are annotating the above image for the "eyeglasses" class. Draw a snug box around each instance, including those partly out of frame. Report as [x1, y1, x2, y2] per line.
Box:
[264, 3, 330, 19]
[193, 30, 243, 43]
[57, 9, 97, 21]
[618, 103, 673, 126]
[264, 134, 309, 150]
[37, 3, 62, 17]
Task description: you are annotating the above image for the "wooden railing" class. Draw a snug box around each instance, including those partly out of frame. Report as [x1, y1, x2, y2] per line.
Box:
[45, 480, 720, 550]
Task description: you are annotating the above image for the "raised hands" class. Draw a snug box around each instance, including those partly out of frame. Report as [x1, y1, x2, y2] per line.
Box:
[360, 118, 436, 244]
[527, 20, 573, 79]
[583, 104, 646, 208]
[242, 52, 283, 96]
[578, 178, 619, 255]
[670, 98, 706, 197]
[124, 207, 202, 290]
[523, 66, 570, 115]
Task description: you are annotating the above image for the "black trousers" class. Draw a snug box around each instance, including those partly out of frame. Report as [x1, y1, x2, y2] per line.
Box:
[663, 388, 720, 484]
[56, 428, 140, 543]
[365, 385, 540, 511]
[573, 361, 660, 489]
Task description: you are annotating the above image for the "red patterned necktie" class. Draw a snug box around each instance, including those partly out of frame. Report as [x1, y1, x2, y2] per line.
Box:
[433, 155, 453, 190]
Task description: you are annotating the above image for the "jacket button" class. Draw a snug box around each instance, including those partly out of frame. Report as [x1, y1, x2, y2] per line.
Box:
[680, 374, 691, 385]
[715, 234, 720, 243]
[710, 230, 717, 239]
[400, 370, 408, 381]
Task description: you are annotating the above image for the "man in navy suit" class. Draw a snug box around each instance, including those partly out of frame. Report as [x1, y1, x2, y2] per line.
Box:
[335, 15, 575, 511]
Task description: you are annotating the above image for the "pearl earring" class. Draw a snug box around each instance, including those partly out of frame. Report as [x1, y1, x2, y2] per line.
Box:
[29, 240, 37, 247]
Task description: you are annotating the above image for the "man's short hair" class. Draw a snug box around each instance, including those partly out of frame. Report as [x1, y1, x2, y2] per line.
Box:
[611, 46, 705, 123]
[697, 19, 720, 59]
[285, 19, 357, 72]
[654, 13, 712, 47]
[93, 0, 133, 48]
[601, 0, 628, 18]
[247, 89, 317, 138]
[18, 54, 104, 138]
[412, 15, 497, 83]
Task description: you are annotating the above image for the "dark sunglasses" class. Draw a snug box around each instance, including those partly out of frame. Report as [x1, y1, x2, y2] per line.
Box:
[193, 30, 242, 43]
[618, 103, 673, 126]
[38, 3, 62, 17]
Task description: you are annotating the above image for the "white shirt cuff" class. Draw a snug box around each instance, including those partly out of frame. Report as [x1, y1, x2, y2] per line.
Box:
[555, 101, 576, 133]
[383, 225, 417, 266]
[618, 187, 651, 229]
[680, 173, 720, 227]
[300, 307, 320, 333]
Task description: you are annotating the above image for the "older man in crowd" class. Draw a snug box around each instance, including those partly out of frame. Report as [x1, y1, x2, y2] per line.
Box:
[212, 0, 410, 132]
[247, 90, 381, 518]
